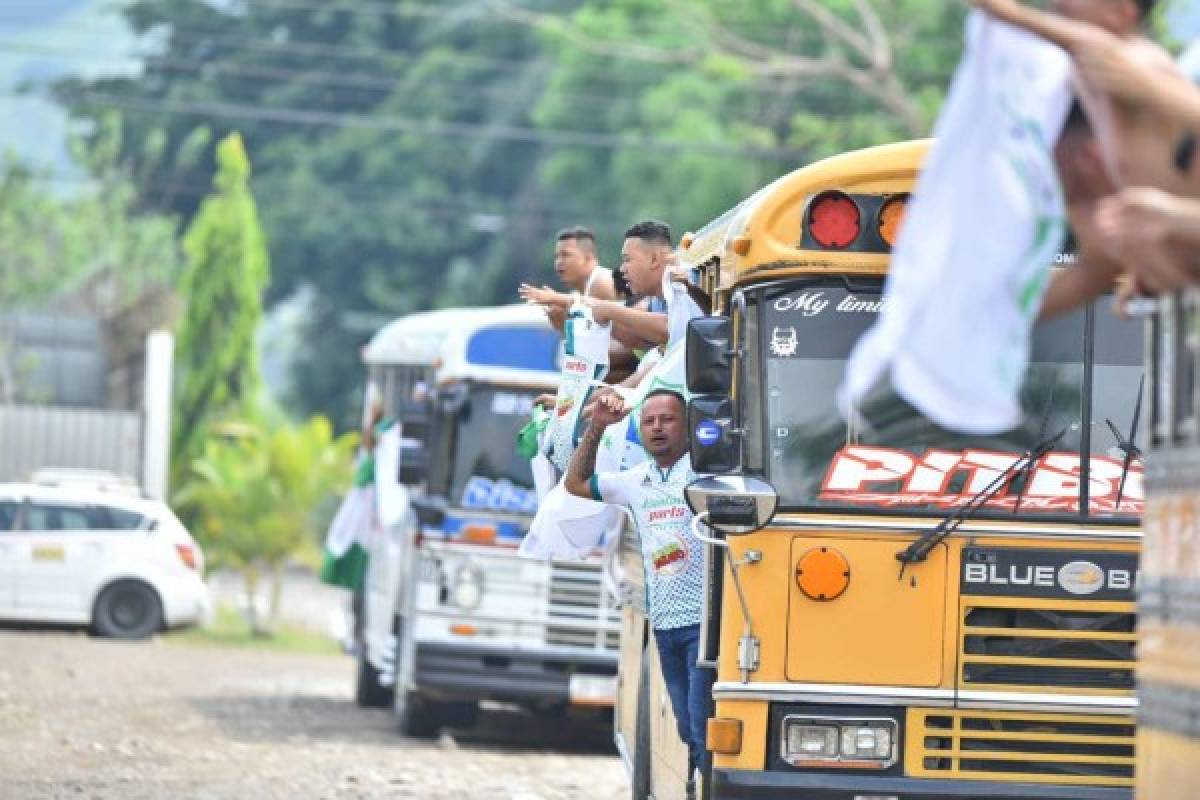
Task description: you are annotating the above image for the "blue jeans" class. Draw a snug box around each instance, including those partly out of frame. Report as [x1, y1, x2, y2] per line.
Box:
[654, 623, 716, 779]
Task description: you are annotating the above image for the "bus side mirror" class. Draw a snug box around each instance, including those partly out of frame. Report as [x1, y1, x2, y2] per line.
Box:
[411, 496, 446, 529]
[396, 401, 431, 486]
[397, 437, 429, 486]
[687, 316, 733, 395]
[689, 395, 740, 475]
[685, 476, 778, 535]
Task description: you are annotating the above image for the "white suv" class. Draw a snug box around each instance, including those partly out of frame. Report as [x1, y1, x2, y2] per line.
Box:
[0, 479, 209, 638]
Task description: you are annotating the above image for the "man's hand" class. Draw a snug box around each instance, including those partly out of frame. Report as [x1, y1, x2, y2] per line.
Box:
[582, 296, 615, 324]
[564, 390, 630, 500]
[1095, 188, 1200, 293]
[519, 283, 570, 308]
[543, 304, 567, 331]
[533, 393, 556, 411]
[590, 389, 630, 429]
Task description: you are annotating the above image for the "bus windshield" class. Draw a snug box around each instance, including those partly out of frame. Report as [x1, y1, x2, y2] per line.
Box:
[448, 384, 541, 515]
[759, 277, 1143, 521]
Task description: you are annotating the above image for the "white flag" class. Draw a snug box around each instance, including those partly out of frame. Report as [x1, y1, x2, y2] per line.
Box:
[842, 13, 1071, 434]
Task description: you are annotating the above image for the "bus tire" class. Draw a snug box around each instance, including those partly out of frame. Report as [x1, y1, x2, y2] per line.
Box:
[395, 688, 440, 738]
[354, 642, 394, 708]
[631, 646, 653, 800]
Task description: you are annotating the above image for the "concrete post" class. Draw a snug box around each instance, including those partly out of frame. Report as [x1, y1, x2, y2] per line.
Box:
[142, 331, 174, 501]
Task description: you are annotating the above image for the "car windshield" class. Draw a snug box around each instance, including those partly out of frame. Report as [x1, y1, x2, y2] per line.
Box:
[758, 277, 1143, 521]
[448, 385, 541, 515]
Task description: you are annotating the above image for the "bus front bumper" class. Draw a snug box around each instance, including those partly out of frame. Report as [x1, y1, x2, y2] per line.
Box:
[414, 641, 617, 707]
[711, 769, 1131, 800]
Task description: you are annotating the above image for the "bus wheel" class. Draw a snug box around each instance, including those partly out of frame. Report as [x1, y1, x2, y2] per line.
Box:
[438, 700, 480, 731]
[354, 642, 394, 708]
[394, 689, 440, 738]
[630, 646, 653, 799]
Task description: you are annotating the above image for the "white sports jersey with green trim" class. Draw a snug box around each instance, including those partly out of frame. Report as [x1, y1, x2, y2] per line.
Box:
[590, 454, 702, 630]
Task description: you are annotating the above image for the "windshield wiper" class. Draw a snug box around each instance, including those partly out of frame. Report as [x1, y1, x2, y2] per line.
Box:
[1012, 383, 1057, 515]
[896, 426, 1069, 580]
[1105, 375, 1144, 512]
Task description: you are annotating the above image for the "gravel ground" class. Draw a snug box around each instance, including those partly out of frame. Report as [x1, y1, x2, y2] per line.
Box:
[0, 631, 628, 800]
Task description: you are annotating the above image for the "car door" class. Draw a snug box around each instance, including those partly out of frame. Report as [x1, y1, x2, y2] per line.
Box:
[17, 501, 104, 619]
[0, 499, 21, 612]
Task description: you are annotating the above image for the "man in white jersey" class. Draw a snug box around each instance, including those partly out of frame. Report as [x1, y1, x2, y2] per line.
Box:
[519, 226, 617, 329]
[564, 388, 713, 798]
[587, 219, 706, 356]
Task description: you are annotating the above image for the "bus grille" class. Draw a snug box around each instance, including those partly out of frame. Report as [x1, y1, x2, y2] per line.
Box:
[959, 600, 1136, 692]
[545, 562, 620, 652]
[907, 709, 1135, 787]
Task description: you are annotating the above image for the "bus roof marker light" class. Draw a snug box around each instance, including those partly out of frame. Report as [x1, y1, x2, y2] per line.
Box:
[878, 194, 909, 248]
[808, 191, 861, 249]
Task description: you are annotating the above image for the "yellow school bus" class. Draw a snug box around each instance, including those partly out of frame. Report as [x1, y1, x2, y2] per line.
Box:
[665, 139, 1141, 799]
[1139, 292, 1196, 799]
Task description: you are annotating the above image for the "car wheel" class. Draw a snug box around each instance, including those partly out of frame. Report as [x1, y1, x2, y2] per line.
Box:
[354, 639, 395, 708]
[92, 580, 163, 639]
[394, 688, 440, 738]
[630, 645, 653, 800]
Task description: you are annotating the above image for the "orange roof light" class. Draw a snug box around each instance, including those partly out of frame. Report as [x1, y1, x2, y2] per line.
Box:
[878, 194, 910, 248]
[680, 232, 695, 250]
[808, 191, 861, 249]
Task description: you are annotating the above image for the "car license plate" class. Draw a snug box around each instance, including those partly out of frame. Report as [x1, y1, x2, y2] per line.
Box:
[569, 674, 616, 706]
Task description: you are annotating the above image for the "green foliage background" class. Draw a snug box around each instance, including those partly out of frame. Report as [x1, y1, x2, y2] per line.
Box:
[54, 0, 969, 425]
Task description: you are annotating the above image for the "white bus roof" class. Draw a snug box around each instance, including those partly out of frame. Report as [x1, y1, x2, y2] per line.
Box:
[363, 305, 560, 389]
[363, 308, 480, 367]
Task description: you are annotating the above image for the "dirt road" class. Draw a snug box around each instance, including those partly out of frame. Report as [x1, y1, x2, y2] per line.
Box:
[0, 631, 628, 800]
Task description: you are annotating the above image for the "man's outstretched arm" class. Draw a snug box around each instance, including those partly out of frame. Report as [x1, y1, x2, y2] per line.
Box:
[588, 299, 669, 347]
[564, 392, 629, 499]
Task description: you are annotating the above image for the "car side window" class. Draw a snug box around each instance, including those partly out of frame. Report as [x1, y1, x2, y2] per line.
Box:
[104, 507, 148, 530]
[0, 501, 18, 532]
[24, 503, 103, 532]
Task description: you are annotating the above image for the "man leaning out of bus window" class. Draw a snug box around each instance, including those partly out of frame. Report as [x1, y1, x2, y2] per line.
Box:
[583, 220, 708, 397]
[565, 387, 714, 799]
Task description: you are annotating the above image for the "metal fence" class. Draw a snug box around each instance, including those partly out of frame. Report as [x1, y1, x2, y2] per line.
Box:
[0, 404, 142, 483]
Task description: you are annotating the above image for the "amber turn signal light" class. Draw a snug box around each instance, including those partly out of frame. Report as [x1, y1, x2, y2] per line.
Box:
[707, 717, 743, 755]
[878, 193, 909, 248]
[795, 546, 851, 601]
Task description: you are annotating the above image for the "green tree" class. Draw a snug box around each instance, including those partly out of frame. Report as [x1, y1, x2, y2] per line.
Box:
[56, 0, 968, 425]
[177, 412, 357, 634]
[0, 113, 182, 400]
[172, 132, 269, 482]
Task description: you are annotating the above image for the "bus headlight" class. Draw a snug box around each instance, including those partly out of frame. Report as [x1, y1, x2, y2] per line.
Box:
[781, 716, 897, 768]
[451, 564, 484, 610]
[785, 723, 839, 760]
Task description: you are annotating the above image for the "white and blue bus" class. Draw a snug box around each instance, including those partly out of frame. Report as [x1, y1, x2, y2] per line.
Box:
[356, 305, 620, 736]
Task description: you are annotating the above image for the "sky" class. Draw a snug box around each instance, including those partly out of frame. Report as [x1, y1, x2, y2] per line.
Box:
[0, 0, 138, 175]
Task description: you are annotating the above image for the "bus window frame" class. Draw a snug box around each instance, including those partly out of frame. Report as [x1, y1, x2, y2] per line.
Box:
[747, 277, 1141, 526]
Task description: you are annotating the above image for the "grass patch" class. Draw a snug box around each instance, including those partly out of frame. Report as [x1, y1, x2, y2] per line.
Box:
[167, 604, 341, 656]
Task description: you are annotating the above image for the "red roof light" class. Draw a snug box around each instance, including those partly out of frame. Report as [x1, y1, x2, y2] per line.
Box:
[808, 191, 861, 249]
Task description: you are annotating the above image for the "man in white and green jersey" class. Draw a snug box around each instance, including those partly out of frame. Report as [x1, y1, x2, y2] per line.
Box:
[564, 388, 714, 797]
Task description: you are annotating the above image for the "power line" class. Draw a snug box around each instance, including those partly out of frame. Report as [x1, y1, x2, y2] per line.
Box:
[38, 90, 804, 160]
[0, 41, 634, 112]
[10, 163, 636, 229]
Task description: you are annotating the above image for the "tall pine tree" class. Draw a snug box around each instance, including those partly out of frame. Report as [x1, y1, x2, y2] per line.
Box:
[172, 132, 269, 482]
